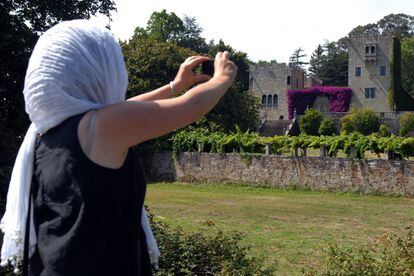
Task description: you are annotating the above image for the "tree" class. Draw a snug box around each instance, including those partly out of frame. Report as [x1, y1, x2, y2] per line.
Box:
[121, 35, 195, 98]
[309, 41, 348, 86]
[146, 9, 185, 42]
[205, 39, 259, 131]
[178, 15, 208, 54]
[401, 36, 414, 96]
[308, 44, 325, 78]
[349, 13, 414, 39]
[289, 47, 308, 69]
[322, 41, 348, 86]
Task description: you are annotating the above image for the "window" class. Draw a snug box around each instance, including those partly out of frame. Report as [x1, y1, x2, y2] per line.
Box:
[355, 67, 361, 77]
[371, 46, 375, 54]
[267, 95, 272, 106]
[364, 87, 376, 99]
[261, 95, 266, 107]
[287, 75, 291, 85]
[273, 94, 278, 108]
[365, 46, 370, 54]
[380, 66, 386, 76]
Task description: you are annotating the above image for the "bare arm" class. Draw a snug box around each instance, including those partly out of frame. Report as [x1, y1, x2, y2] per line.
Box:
[78, 52, 237, 168]
[127, 56, 211, 101]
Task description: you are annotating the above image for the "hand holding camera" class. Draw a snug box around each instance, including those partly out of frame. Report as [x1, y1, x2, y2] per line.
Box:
[173, 51, 237, 94]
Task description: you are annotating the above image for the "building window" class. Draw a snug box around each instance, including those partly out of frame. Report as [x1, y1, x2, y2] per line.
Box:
[273, 94, 278, 108]
[380, 66, 386, 76]
[261, 95, 266, 107]
[355, 67, 361, 77]
[365, 46, 370, 54]
[267, 95, 272, 106]
[371, 46, 375, 54]
[287, 75, 291, 85]
[364, 87, 376, 99]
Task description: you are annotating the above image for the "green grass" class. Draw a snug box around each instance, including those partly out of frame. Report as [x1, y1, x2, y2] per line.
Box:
[146, 182, 414, 275]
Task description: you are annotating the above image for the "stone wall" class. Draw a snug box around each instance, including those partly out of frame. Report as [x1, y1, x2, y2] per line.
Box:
[140, 152, 414, 196]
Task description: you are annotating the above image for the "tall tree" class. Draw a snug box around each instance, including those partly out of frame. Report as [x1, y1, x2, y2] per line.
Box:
[289, 47, 308, 69]
[308, 44, 325, 78]
[146, 9, 185, 42]
[177, 15, 208, 54]
[402, 36, 414, 96]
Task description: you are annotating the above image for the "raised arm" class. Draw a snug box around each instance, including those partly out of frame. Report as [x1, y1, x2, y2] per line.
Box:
[127, 56, 211, 101]
[78, 51, 237, 169]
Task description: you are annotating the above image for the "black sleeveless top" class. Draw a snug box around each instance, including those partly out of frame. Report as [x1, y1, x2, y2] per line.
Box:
[28, 113, 152, 276]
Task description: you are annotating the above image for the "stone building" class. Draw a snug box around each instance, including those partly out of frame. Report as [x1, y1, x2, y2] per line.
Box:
[249, 62, 306, 121]
[348, 34, 393, 112]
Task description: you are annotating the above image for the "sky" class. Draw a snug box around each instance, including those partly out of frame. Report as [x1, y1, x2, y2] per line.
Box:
[90, 0, 414, 63]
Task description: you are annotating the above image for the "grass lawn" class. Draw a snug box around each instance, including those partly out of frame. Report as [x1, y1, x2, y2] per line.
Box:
[146, 182, 414, 275]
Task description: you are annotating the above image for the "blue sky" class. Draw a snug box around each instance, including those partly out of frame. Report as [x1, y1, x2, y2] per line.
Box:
[91, 0, 414, 63]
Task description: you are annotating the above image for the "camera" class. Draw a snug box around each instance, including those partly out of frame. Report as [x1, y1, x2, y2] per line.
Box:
[201, 60, 214, 77]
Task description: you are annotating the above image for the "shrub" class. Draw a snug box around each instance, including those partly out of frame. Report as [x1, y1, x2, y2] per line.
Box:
[147, 209, 271, 275]
[400, 112, 414, 136]
[299, 108, 323, 136]
[379, 124, 391, 137]
[305, 225, 414, 275]
[340, 108, 380, 135]
[319, 117, 337, 136]
[339, 114, 354, 134]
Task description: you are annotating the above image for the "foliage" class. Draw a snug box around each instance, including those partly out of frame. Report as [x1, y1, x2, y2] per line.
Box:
[379, 124, 391, 137]
[289, 47, 308, 69]
[121, 35, 195, 98]
[288, 86, 352, 119]
[146, 9, 185, 42]
[203, 40, 259, 132]
[319, 117, 337, 136]
[147, 209, 268, 275]
[307, 225, 414, 275]
[340, 108, 380, 135]
[402, 36, 414, 97]
[399, 112, 414, 136]
[308, 44, 324, 78]
[308, 41, 348, 86]
[349, 13, 414, 39]
[299, 109, 323, 136]
[169, 127, 414, 160]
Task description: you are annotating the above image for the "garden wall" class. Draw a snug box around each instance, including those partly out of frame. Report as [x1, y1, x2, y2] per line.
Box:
[139, 152, 414, 196]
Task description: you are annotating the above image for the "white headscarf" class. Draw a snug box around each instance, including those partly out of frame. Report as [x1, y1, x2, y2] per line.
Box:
[0, 20, 159, 272]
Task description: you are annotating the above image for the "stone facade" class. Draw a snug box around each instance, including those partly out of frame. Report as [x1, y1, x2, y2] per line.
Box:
[249, 63, 305, 121]
[140, 152, 414, 197]
[348, 34, 393, 112]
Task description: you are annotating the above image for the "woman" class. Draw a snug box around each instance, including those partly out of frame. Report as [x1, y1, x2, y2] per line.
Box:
[0, 20, 237, 275]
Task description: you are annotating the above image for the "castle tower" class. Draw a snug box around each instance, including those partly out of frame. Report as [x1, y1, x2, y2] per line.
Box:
[348, 34, 393, 112]
[249, 62, 305, 121]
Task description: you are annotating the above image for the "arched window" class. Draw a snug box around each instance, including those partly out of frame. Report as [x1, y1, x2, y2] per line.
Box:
[267, 95, 272, 106]
[287, 75, 291, 85]
[261, 95, 266, 107]
[273, 94, 278, 108]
